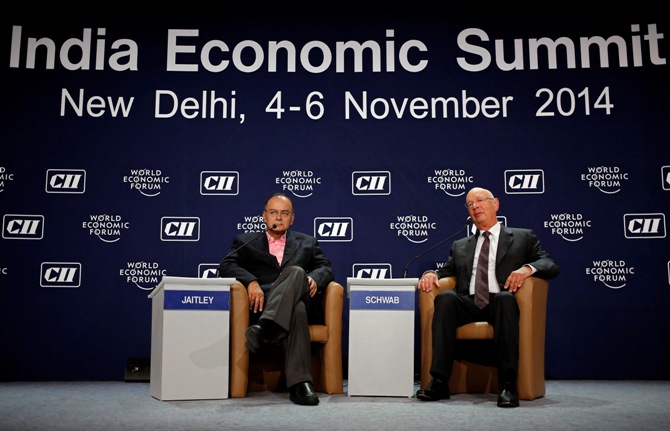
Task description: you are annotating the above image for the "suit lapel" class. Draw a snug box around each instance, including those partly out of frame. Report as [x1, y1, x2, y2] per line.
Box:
[496, 226, 513, 265]
[464, 235, 478, 276]
[253, 233, 279, 268]
[280, 230, 299, 268]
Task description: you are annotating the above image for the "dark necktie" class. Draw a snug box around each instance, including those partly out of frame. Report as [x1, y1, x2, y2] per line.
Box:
[475, 231, 491, 308]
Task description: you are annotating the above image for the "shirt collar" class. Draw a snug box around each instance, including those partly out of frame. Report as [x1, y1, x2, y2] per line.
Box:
[480, 222, 501, 237]
[266, 231, 287, 243]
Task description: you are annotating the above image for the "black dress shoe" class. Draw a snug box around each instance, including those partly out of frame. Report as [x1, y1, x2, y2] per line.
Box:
[245, 324, 266, 354]
[497, 382, 520, 408]
[289, 381, 319, 406]
[416, 378, 450, 401]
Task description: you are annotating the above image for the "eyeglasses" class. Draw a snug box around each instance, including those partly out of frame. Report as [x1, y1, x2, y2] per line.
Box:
[265, 209, 293, 217]
[465, 197, 495, 209]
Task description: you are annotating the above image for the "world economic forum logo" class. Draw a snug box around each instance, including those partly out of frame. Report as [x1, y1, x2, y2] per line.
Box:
[0, 166, 15, 192]
[120, 261, 166, 290]
[160, 217, 200, 241]
[123, 169, 169, 197]
[586, 259, 633, 289]
[314, 217, 353, 242]
[580, 166, 628, 194]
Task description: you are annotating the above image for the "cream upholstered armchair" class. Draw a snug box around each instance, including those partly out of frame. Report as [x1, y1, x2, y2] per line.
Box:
[419, 276, 549, 400]
[228, 280, 344, 397]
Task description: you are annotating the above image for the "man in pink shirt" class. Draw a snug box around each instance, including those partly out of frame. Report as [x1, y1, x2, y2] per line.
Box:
[219, 193, 334, 405]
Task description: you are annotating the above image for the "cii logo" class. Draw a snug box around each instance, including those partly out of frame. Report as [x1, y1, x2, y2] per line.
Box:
[352, 171, 391, 195]
[662, 166, 670, 191]
[200, 171, 239, 195]
[352, 263, 392, 279]
[40, 262, 81, 288]
[45, 169, 86, 194]
[198, 263, 219, 278]
[504, 169, 544, 194]
[623, 213, 666, 239]
[160, 217, 200, 241]
[314, 217, 353, 242]
[3, 214, 44, 239]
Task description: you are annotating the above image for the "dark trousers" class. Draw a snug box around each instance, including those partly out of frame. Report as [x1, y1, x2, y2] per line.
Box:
[256, 265, 312, 388]
[430, 290, 520, 385]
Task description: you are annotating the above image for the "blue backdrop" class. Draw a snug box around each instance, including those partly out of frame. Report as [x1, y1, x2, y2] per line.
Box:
[2, 8, 669, 381]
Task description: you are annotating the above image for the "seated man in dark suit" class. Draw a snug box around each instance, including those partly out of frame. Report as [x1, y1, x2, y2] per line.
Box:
[218, 192, 334, 406]
[416, 186, 559, 408]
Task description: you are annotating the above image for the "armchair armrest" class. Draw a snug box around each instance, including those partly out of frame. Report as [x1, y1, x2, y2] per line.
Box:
[419, 276, 455, 386]
[323, 281, 343, 340]
[318, 281, 344, 393]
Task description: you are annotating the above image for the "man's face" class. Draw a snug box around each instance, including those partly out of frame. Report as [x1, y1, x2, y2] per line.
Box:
[465, 190, 499, 229]
[263, 196, 294, 233]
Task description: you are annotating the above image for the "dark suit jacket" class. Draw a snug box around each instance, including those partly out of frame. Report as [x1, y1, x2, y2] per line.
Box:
[218, 229, 334, 323]
[434, 225, 559, 295]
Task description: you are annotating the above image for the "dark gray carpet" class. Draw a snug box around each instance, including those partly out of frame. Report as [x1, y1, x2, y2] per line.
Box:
[1, 380, 668, 431]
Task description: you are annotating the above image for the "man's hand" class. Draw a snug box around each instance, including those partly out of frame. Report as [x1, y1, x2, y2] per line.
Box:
[247, 281, 265, 313]
[504, 265, 533, 293]
[417, 271, 439, 293]
[307, 276, 317, 297]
